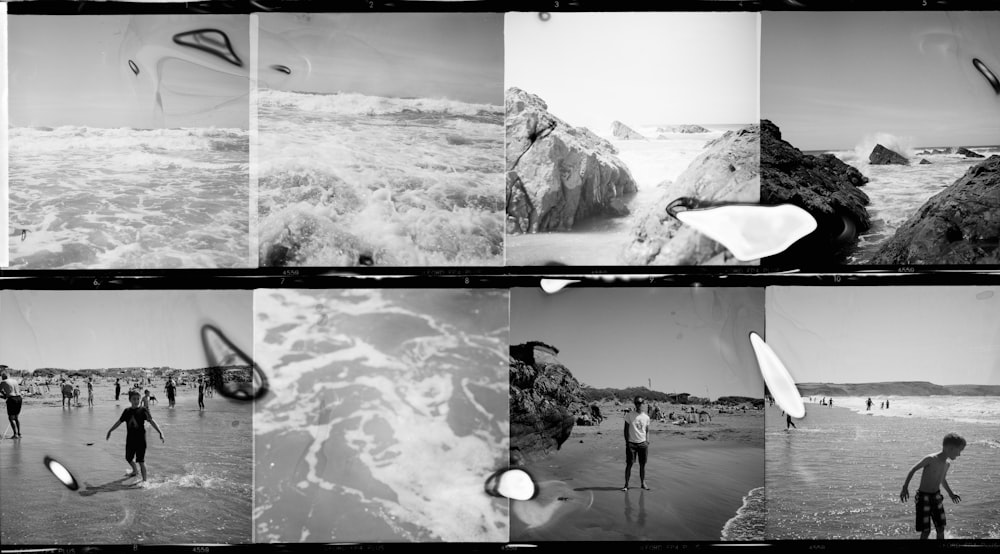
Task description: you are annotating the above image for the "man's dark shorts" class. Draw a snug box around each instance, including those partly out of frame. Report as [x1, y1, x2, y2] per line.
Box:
[626, 440, 648, 465]
[6, 396, 22, 417]
[125, 435, 147, 464]
[915, 490, 946, 532]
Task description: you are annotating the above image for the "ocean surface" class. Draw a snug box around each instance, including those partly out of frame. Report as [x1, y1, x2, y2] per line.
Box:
[766, 399, 1000, 539]
[820, 142, 1000, 263]
[8, 127, 250, 269]
[253, 288, 509, 542]
[505, 125, 747, 266]
[257, 89, 505, 267]
[0, 390, 253, 544]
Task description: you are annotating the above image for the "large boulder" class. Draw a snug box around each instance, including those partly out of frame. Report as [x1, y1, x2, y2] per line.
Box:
[510, 342, 586, 463]
[919, 158, 932, 165]
[623, 124, 760, 265]
[611, 120, 646, 140]
[506, 88, 638, 233]
[869, 144, 909, 165]
[868, 155, 1000, 264]
[956, 147, 984, 158]
[760, 119, 872, 265]
[656, 124, 711, 134]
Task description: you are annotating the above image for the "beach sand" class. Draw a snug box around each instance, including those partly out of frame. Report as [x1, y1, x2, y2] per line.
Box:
[511, 403, 764, 541]
[0, 378, 252, 545]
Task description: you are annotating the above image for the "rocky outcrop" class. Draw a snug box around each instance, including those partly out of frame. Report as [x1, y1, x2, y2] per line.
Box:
[506, 88, 638, 233]
[657, 124, 711, 134]
[869, 144, 909, 165]
[611, 120, 646, 140]
[510, 342, 586, 463]
[760, 119, 872, 265]
[956, 147, 984, 158]
[622, 124, 759, 265]
[868, 155, 1000, 264]
[919, 158, 932, 165]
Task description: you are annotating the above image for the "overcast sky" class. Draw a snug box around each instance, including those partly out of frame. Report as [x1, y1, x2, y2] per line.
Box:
[258, 13, 504, 105]
[766, 286, 1000, 385]
[1, 290, 252, 370]
[9, 14, 249, 129]
[762, 11, 1000, 151]
[505, 12, 759, 135]
[510, 287, 765, 399]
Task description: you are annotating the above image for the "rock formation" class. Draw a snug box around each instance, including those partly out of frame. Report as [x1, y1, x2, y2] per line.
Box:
[622, 124, 759, 265]
[919, 158, 932, 165]
[656, 124, 711, 134]
[611, 120, 646, 140]
[956, 147, 984, 158]
[869, 144, 909, 165]
[760, 119, 872, 266]
[506, 88, 638, 233]
[510, 341, 586, 463]
[868, 155, 1000, 264]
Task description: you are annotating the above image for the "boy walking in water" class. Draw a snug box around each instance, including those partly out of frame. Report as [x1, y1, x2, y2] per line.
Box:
[106, 390, 165, 482]
[900, 433, 965, 539]
[623, 396, 651, 491]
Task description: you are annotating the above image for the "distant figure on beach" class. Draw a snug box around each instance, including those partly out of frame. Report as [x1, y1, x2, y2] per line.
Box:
[73, 384, 81, 406]
[829, 398, 833, 407]
[881, 401, 885, 409]
[115, 378, 121, 401]
[141, 390, 152, 411]
[197, 379, 205, 411]
[165, 378, 176, 408]
[61, 381, 74, 408]
[886, 399, 890, 409]
[589, 403, 602, 424]
[866, 397, 873, 411]
[900, 433, 966, 540]
[87, 379, 94, 407]
[786, 413, 796, 430]
[622, 396, 651, 491]
[106, 390, 165, 483]
[0, 372, 24, 438]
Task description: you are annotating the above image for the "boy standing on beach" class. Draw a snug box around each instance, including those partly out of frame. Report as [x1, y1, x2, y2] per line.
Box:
[0, 372, 23, 438]
[623, 396, 651, 491]
[106, 390, 165, 482]
[900, 433, 965, 540]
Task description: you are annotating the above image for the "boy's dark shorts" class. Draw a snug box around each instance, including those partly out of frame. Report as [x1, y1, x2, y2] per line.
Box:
[915, 490, 946, 531]
[626, 441, 649, 465]
[125, 436, 147, 464]
[5, 396, 22, 416]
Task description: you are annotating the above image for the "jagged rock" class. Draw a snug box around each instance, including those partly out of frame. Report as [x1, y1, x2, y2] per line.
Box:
[622, 124, 759, 265]
[611, 121, 646, 140]
[506, 88, 638, 233]
[956, 147, 984, 158]
[760, 119, 872, 265]
[919, 158, 932, 165]
[868, 155, 1000, 264]
[656, 124, 711, 134]
[510, 342, 586, 463]
[869, 144, 909, 165]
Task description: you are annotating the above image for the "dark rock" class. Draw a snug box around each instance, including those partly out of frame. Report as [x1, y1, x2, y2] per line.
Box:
[868, 155, 1000, 265]
[869, 144, 909, 165]
[506, 88, 638, 233]
[611, 121, 646, 140]
[760, 119, 872, 266]
[956, 147, 985, 158]
[623, 124, 760, 265]
[510, 342, 587, 463]
[919, 158, 932, 165]
[656, 124, 711, 134]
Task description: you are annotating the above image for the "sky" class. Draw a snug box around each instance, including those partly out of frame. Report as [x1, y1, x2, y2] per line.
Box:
[766, 286, 1000, 386]
[510, 287, 765, 399]
[762, 11, 1000, 151]
[505, 12, 759, 135]
[0, 290, 253, 371]
[9, 15, 250, 129]
[258, 13, 504, 105]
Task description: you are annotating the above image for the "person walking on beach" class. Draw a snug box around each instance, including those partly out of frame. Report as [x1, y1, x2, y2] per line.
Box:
[786, 413, 797, 430]
[141, 390, 152, 411]
[115, 378, 121, 401]
[87, 378, 94, 408]
[886, 399, 890, 409]
[73, 383, 82, 406]
[622, 396, 651, 491]
[61, 381, 73, 408]
[197, 379, 205, 411]
[900, 433, 966, 540]
[0, 372, 23, 438]
[866, 397, 873, 411]
[165, 377, 176, 408]
[106, 390, 165, 483]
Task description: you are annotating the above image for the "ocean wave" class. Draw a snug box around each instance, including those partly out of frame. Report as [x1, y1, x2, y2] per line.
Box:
[259, 89, 502, 118]
[721, 486, 765, 541]
[10, 126, 248, 153]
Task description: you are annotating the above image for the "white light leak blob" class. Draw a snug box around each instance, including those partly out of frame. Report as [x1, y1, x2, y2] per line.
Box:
[43, 456, 80, 491]
[540, 279, 578, 294]
[497, 469, 536, 501]
[673, 204, 817, 261]
[749, 332, 805, 419]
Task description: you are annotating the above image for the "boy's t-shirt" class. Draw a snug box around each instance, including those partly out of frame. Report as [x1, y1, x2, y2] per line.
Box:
[625, 410, 651, 443]
[119, 407, 152, 440]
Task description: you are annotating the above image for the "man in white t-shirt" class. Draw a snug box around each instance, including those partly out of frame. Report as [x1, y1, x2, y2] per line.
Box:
[623, 396, 651, 491]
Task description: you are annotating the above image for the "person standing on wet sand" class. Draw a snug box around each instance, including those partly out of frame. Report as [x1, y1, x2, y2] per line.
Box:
[115, 378, 121, 401]
[0, 372, 24, 438]
[197, 378, 205, 411]
[623, 396, 651, 491]
[87, 378, 94, 408]
[165, 377, 176, 408]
